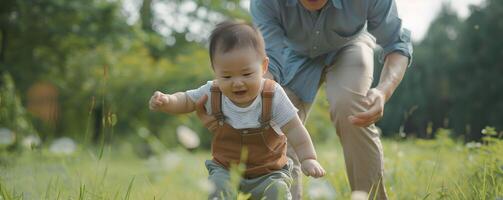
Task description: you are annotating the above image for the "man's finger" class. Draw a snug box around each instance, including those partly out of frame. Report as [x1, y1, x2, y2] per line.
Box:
[352, 101, 382, 120]
[349, 114, 381, 127]
[349, 115, 378, 125]
[365, 90, 379, 105]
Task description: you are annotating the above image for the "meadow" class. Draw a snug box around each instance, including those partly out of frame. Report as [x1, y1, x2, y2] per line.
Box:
[1, 129, 501, 200]
[2, 0, 503, 199]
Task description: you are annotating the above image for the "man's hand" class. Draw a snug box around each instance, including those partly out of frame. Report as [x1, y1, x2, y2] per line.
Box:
[300, 159, 326, 178]
[348, 88, 386, 127]
[195, 95, 219, 132]
[348, 52, 408, 127]
[149, 91, 170, 112]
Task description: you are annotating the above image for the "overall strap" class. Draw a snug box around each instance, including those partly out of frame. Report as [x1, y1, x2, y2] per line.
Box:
[210, 81, 224, 121]
[260, 79, 275, 126]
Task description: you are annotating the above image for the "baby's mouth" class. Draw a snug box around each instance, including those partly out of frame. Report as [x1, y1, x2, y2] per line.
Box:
[233, 90, 247, 96]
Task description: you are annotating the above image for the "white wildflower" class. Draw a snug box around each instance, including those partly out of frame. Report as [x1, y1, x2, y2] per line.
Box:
[161, 152, 182, 171]
[0, 128, 15, 147]
[49, 137, 76, 155]
[465, 142, 482, 149]
[22, 134, 41, 149]
[351, 190, 368, 200]
[137, 127, 150, 139]
[176, 126, 200, 149]
[307, 179, 336, 200]
[197, 179, 215, 193]
[146, 156, 161, 170]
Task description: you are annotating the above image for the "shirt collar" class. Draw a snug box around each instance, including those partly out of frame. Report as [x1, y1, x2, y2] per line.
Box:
[286, 0, 342, 9]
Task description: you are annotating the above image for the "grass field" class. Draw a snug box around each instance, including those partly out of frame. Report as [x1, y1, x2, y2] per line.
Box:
[0, 131, 502, 200]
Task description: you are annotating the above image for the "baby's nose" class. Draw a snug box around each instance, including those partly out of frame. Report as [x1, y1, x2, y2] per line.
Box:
[232, 79, 245, 87]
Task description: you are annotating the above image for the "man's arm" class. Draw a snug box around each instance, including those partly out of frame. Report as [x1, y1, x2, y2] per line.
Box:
[250, 0, 286, 81]
[349, 52, 408, 127]
[377, 52, 408, 102]
[367, 0, 413, 65]
[348, 0, 412, 127]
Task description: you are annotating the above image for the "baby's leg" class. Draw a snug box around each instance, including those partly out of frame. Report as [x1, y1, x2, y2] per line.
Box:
[261, 179, 291, 200]
[240, 162, 293, 200]
[205, 160, 235, 199]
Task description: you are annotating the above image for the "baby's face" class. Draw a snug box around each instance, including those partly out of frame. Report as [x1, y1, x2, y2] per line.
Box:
[212, 48, 268, 107]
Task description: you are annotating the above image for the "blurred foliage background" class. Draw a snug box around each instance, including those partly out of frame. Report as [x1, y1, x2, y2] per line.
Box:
[0, 0, 502, 151]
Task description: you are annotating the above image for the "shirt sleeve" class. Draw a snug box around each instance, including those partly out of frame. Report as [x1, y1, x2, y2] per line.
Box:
[185, 81, 212, 115]
[367, 0, 413, 66]
[271, 82, 299, 128]
[250, 0, 287, 81]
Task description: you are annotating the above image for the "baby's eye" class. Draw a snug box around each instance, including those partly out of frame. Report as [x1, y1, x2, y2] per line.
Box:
[222, 76, 231, 79]
[243, 73, 252, 77]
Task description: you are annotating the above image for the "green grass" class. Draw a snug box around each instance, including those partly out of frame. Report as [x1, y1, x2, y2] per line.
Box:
[0, 136, 501, 199]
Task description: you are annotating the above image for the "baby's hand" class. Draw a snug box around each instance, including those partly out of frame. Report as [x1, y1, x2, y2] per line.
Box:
[300, 159, 326, 178]
[149, 91, 170, 112]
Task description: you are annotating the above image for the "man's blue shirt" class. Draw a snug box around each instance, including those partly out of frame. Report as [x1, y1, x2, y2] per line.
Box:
[250, 0, 413, 103]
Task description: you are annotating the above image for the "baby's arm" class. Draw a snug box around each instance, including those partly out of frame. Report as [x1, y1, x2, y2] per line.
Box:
[281, 115, 326, 178]
[149, 91, 196, 114]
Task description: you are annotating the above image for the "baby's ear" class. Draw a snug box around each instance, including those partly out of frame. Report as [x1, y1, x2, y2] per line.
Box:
[261, 57, 269, 75]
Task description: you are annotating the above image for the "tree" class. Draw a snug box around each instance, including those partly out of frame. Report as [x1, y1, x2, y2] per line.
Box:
[450, 0, 503, 140]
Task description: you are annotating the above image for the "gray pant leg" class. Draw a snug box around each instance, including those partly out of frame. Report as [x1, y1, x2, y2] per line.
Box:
[241, 160, 293, 200]
[205, 160, 235, 200]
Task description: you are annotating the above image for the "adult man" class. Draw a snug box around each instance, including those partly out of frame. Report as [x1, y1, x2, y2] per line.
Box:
[249, 0, 412, 199]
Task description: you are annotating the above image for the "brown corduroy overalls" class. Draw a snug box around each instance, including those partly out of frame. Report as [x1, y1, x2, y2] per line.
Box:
[210, 79, 288, 179]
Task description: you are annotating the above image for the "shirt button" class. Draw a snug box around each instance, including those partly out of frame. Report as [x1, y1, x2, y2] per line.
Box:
[243, 130, 249, 134]
[316, 31, 320, 34]
[313, 46, 318, 50]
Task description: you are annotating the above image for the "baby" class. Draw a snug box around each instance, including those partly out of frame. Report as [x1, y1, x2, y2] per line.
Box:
[149, 20, 325, 200]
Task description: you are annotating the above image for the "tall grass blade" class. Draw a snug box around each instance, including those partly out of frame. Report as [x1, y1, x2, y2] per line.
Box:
[124, 176, 136, 200]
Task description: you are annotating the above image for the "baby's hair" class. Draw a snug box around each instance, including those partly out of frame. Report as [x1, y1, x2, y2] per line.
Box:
[209, 20, 266, 68]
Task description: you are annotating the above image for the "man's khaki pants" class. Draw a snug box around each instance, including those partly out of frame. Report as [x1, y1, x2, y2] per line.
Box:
[285, 33, 388, 200]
